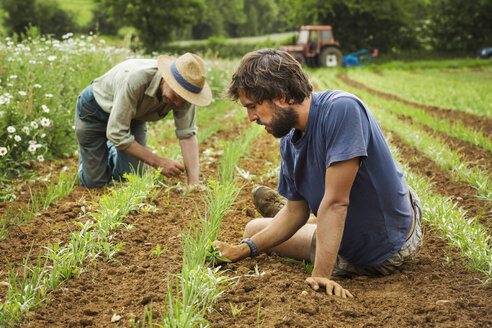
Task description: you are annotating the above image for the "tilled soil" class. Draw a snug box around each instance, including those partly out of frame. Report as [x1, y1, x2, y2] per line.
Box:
[1, 91, 491, 327]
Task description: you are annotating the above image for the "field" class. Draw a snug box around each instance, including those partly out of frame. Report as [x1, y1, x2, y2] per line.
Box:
[0, 35, 491, 327]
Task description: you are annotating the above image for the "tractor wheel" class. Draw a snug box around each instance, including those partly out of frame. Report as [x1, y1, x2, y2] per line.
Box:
[292, 53, 305, 67]
[319, 47, 343, 67]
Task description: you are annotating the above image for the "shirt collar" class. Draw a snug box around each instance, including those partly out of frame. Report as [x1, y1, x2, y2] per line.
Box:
[145, 70, 162, 98]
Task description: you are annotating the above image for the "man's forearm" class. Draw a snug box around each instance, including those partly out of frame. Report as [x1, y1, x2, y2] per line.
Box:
[179, 134, 200, 184]
[312, 204, 347, 278]
[250, 201, 310, 253]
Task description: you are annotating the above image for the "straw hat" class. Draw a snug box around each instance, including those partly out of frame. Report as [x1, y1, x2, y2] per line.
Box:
[158, 53, 212, 107]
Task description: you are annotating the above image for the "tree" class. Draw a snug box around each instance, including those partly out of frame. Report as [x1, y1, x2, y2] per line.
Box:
[279, 0, 426, 53]
[1, 0, 76, 37]
[95, 0, 206, 51]
[234, 0, 279, 37]
[1, 0, 37, 35]
[191, 0, 246, 39]
[428, 0, 492, 52]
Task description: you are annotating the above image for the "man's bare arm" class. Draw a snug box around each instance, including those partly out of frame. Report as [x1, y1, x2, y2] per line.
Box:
[213, 199, 311, 261]
[305, 157, 360, 298]
[179, 134, 200, 185]
[124, 141, 184, 176]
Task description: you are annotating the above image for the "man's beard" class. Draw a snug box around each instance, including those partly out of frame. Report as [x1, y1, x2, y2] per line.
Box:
[260, 102, 299, 138]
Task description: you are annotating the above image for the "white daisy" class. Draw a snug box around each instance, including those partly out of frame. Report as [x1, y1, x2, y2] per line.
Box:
[47, 56, 57, 61]
[14, 135, 21, 142]
[28, 144, 37, 152]
[40, 117, 50, 127]
[42, 105, 50, 113]
[34, 84, 42, 88]
[7, 126, 15, 133]
[18, 91, 27, 96]
[37, 155, 44, 162]
[30, 121, 38, 129]
[22, 126, 30, 135]
[0, 147, 7, 156]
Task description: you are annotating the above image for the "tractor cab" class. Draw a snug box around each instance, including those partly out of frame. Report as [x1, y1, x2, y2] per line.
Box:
[280, 25, 342, 67]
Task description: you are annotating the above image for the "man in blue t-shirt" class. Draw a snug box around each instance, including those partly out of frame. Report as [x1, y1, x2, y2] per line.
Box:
[213, 49, 423, 298]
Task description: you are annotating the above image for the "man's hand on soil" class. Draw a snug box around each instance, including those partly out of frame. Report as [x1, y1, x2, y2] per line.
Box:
[305, 277, 354, 298]
[211, 241, 247, 263]
[155, 158, 184, 177]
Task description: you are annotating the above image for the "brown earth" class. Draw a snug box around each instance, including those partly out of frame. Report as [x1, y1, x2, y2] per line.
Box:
[1, 91, 491, 327]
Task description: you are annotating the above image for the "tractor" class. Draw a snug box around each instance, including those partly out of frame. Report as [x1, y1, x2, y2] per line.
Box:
[280, 25, 343, 67]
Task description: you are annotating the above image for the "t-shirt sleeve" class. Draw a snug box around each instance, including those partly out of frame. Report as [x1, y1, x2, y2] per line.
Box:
[277, 138, 304, 201]
[173, 103, 197, 139]
[324, 97, 368, 168]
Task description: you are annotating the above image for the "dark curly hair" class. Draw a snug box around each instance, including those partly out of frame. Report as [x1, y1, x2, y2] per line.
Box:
[226, 48, 312, 105]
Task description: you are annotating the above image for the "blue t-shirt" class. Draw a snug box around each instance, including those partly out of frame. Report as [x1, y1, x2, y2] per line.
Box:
[278, 91, 413, 267]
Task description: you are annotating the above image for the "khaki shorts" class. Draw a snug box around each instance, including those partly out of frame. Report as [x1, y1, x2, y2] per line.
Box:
[310, 188, 423, 277]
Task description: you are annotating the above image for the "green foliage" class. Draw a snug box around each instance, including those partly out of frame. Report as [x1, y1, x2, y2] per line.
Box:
[427, 0, 492, 51]
[162, 36, 282, 59]
[0, 30, 132, 181]
[94, 0, 206, 51]
[0, 0, 77, 37]
[191, 0, 246, 39]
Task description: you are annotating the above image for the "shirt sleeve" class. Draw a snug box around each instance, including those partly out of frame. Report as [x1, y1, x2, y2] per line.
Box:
[277, 137, 304, 201]
[323, 97, 368, 168]
[106, 82, 143, 150]
[173, 103, 197, 139]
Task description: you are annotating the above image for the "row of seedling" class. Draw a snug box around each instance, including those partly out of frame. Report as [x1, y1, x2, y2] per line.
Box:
[137, 124, 263, 327]
[0, 168, 77, 240]
[0, 169, 161, 326]
[317, 75, 491, 201]
[390, 144, 492, 283]
[346, 69, 492, 117]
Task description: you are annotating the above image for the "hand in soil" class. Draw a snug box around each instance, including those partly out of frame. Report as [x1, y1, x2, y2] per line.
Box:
[155, 157, 184, 177]
[211, 240, 249, 263]
[305, 276, 354, 298]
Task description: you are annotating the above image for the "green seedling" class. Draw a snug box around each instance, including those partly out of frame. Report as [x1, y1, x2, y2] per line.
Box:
[151, 244, 167, 257]
[230, 302, 244, 318]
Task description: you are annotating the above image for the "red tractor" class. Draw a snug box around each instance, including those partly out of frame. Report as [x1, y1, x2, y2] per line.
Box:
[280, 25, 343, 67]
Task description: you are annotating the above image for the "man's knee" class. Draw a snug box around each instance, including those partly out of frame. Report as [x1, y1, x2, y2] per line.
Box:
[244, 218, 271, 238]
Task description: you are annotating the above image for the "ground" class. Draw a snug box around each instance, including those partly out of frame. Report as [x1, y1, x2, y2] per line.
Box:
[0, 76, 491, 327]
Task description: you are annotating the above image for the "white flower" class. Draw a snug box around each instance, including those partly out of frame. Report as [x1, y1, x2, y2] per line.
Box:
[40, 118, 50, 127]
[34, 84, 42, 88]
[9, 75, 17, 79]
[37, 155, 44, 162]
[7, 83, 13, 87]
[42, 105, 50, 113]
[14, 135, 21, 142]
[40, 133, 46, 138]
[45, 94, 53, 98]
[28, 144, 37, 153]
[18, 91, 27, 96]
[22, 126, 30, 135]
[29, 60, 36, 64]
[47, 56, 57, 61]
[7, 126, 15, 133]
[30, 121, 38, 129]
[0, 96, 8, 105]
[29, 140, 36, 145]
[0, 147, 7, 156]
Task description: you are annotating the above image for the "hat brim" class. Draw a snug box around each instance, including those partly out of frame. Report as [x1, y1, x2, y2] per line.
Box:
[158, 55, 212, 107]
